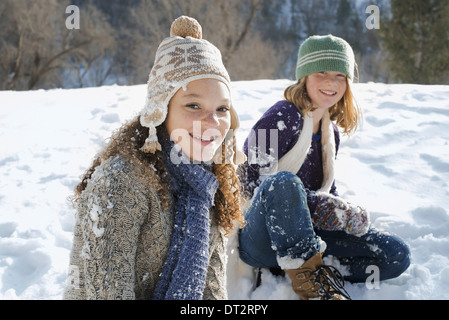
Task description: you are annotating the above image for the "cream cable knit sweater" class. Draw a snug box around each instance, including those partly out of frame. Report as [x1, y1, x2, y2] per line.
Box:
[64, 155, 227, 300]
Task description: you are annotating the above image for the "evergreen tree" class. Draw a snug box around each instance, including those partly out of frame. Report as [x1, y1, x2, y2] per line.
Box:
[381, 0, 449, 84]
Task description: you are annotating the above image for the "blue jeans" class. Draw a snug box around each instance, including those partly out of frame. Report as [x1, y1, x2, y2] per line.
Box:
[239, 171, 411, 283]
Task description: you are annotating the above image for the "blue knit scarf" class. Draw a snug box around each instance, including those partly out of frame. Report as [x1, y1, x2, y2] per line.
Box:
[153, 135, 219, 300]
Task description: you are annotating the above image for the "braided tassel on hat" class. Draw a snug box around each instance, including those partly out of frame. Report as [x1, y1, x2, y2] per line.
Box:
[140, 16, 204, 153]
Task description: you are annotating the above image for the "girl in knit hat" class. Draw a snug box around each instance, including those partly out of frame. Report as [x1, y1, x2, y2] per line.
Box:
[237, 35, 410, 300]
[64, 16, 245, 300]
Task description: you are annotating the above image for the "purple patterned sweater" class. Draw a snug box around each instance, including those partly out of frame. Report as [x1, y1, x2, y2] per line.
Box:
[238, 100, 340, 213]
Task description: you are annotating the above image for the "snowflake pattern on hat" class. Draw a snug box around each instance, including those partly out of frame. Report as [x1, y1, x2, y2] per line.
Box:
[167, 46, 208, 68]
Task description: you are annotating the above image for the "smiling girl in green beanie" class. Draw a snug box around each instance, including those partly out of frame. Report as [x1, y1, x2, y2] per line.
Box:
[237, 35, 410, 300]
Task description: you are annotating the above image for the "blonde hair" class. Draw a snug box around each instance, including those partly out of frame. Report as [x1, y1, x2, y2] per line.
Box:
[74, 116, 244, 236]
[284, 77, 362, 135]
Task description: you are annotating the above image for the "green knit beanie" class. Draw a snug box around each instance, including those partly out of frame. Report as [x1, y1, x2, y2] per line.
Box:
[296, 35, 355, 81]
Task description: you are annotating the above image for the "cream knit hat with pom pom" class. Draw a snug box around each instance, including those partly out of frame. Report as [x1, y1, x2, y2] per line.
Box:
[140, 16, 243, 164]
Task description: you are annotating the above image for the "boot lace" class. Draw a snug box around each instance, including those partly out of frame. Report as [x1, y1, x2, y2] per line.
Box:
[315, 265, 352, 300]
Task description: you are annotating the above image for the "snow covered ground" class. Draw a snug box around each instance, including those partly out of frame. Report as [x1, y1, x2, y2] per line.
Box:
[0, 79, 448, 300]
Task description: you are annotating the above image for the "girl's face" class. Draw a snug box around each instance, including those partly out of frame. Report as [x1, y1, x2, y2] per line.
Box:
[166, 78, 231, 162]
[306, 71, 347, 111]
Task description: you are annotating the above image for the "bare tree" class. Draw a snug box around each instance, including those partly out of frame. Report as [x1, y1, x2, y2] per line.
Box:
[200, 0, 263, 66]
[227, 32, 283, 80]
[124, 0, 267, 82]
[123, 0, 178, 84]
[0, 0, 116, 90]
[0, 0, 388, 89]
[64, 2, 116, 88]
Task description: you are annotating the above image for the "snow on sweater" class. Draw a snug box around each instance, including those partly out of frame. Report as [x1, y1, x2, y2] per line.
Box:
[239, 100, 340, 212]
[64, 155, 227, 300]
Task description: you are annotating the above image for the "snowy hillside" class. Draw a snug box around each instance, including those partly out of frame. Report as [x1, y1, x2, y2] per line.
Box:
[0, 80, 449, 300]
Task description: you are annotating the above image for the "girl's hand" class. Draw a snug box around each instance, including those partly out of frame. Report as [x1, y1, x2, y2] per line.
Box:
[312, 193, 370, 237]
[345, 205, 370, 236]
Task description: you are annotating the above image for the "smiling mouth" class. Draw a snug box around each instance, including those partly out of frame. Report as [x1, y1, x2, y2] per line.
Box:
[191, 134, 217, 142]
[319, 89, 337, 96]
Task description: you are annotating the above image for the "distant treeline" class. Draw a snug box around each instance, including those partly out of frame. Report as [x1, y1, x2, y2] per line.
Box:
[1, 0, 448, 90]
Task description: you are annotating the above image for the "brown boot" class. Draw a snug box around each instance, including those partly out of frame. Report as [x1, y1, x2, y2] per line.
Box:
[285, 252, 351, 300]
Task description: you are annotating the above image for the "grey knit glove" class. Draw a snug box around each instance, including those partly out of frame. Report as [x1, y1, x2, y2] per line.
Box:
[311, 193, 370, 237]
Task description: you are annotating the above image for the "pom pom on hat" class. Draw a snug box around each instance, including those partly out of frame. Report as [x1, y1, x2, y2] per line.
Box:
[170, 16, 203, 39]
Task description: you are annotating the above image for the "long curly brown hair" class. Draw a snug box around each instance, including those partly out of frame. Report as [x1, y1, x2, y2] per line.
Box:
[74, 116, 244, 236]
